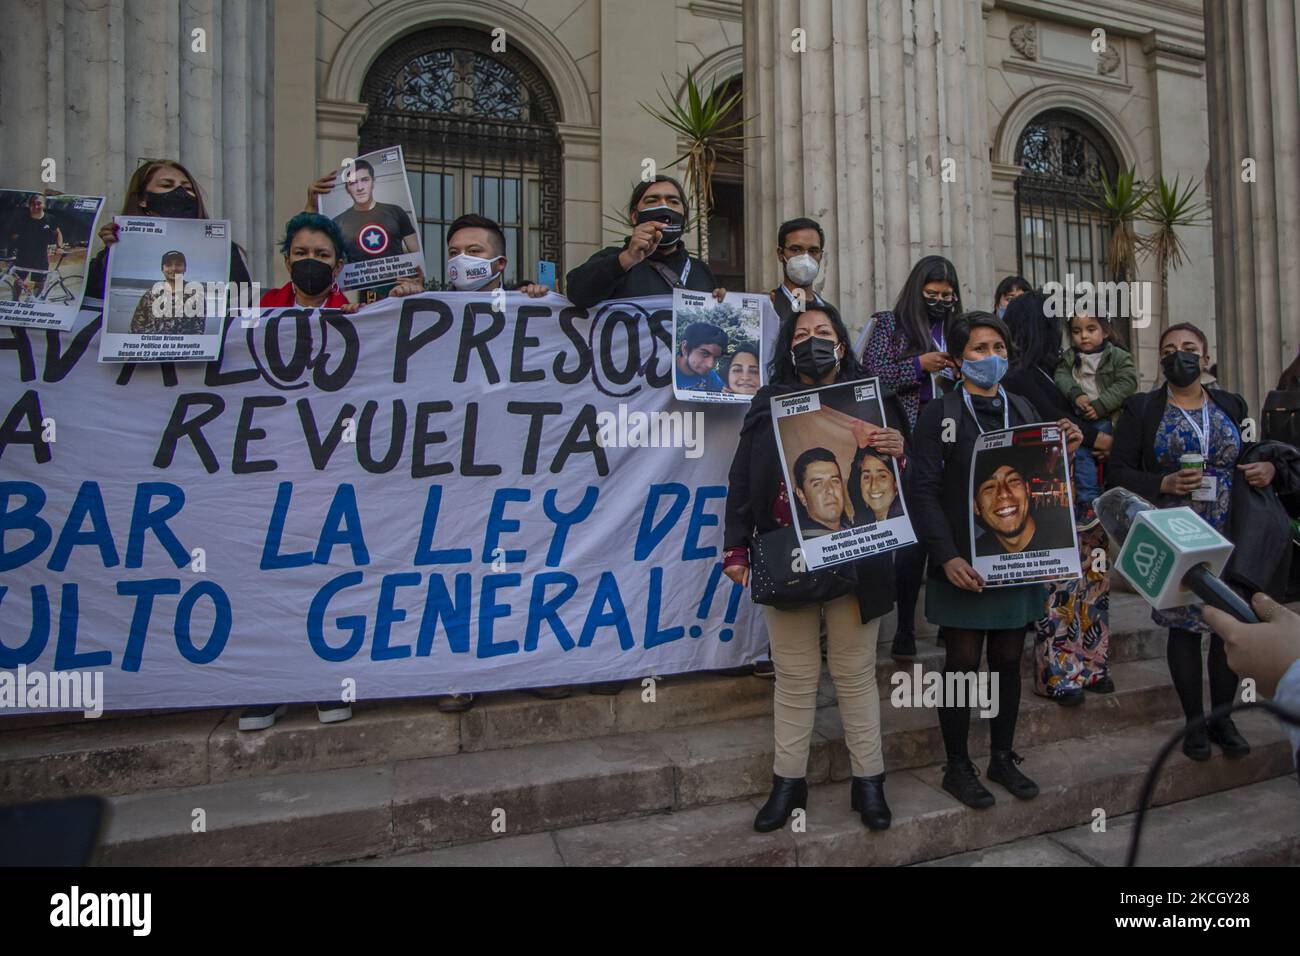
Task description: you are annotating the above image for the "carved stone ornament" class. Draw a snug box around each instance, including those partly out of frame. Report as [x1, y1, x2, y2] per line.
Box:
[1098, 45, 1120, 75]
[1010, 23, 1038, 60]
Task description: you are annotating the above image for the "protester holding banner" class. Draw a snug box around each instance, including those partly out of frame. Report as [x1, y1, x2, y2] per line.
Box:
[860, 255, 962, 660]
[259, 213, 353, 310]
[909, 311, 1082, 809]
[85, 159, 250, 299]
[1002, 293, 1113, 704]
[1106, 322, 1297, 761]
[769, 217, 832, 322]
[387, 214, 551, 301]
[724, 303, 909, 832]
[564, 175, 725, 307]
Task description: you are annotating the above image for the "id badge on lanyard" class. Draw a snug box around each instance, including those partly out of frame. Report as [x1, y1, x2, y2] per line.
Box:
[1180, 403, 1217, 502]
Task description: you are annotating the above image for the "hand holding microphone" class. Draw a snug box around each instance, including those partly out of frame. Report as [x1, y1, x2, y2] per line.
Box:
[1203, 594, 1300, 698]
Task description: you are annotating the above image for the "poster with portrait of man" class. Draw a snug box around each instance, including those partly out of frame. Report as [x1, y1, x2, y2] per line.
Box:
[770, 377, 916, 569]
[0, 189, 104, 330]
[671, 288, 765, 403]
[98, 216, 231, 363]
[317, 145, 423, 291]
[968, 423, 1080, 586]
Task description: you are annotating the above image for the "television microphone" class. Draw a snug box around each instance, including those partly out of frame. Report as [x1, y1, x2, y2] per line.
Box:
[1094, 487, 1258, 623]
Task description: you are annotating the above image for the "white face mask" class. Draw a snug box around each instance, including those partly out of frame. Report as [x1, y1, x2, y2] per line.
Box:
[783, 252, 820, 287]
[447, 253, 500, 291]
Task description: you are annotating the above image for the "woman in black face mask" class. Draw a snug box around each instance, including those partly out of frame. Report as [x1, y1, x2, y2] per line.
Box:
[259, 213, 355, 311]
[84, 159, 251, 300]
[723, 304, 911, 833]
[1107, 322, 1293, 761]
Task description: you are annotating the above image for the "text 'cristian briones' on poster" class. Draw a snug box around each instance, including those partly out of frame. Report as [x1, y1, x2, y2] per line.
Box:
[98, 216, 231, 363]
[671, 288, 764, 403]
[318, 145, 424, 292]
[968, 423, 1081, 586]
[770, 377, 916, 570]
[0, 189, 104, 331]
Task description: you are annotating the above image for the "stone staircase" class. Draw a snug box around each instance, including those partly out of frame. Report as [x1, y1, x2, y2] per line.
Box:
[1, 594, 1296, 866]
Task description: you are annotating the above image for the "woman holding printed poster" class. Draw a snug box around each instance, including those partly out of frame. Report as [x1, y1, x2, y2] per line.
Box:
[909, 311, 1081, 810]
[724, 303, 910, 833]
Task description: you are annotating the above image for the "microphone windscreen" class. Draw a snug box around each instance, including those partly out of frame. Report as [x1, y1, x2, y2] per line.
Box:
[1094, 487, 1155, 545]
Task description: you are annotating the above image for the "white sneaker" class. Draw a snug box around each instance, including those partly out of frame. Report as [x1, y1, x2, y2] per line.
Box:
[316, 702, 353, 724]
[238, 704, 287, 732]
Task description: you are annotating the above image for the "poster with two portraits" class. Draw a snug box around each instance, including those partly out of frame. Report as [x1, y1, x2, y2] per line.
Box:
[770, 378, 916, 570]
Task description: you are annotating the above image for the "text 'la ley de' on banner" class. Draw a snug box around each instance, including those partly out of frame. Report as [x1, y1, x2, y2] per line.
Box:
[0, 293, 780, 712]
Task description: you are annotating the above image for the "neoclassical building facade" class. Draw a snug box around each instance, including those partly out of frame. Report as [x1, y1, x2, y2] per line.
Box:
[2, 0, 1295, 401]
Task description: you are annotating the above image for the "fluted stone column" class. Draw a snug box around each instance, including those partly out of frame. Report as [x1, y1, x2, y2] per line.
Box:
[0, 0, 277, 280]
[1204, 0, 1300, 405]
[743, 0, 993, 333]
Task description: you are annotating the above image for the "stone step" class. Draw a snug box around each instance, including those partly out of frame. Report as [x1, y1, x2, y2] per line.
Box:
[0, 612, 1174, 802]
[916, 776, 1300, 866]
[92, 658, 1208, 865]
[343, 712, 1293, 867]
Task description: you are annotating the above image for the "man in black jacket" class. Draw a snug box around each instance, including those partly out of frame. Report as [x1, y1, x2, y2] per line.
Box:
[565, 175, 725, 307]
[769, 217, 834, 322]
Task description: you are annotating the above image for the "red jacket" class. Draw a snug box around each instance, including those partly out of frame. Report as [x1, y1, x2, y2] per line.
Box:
[259, 280, 350, 309]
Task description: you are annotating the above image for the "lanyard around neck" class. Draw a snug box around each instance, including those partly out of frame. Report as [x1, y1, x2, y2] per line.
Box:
[962, 386, 1010, 435]
[1177, 401, 1210, 454]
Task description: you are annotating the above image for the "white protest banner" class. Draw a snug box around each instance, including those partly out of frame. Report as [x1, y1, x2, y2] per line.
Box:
[0, 294, 771, 713]
[770, 377, 916, 569]
[98, 217, 232, 363]
[0, 190, 104, 331]
[671, 288, 764, 403]
[968, 423, 1080, 586]
[318, 146, 423, 292]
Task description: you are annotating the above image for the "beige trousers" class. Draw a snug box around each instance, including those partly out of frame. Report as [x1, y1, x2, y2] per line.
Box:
[761, 594, 884, 778]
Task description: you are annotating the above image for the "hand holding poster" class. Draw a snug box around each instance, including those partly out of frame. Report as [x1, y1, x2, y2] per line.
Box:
[671, 288, 764, 402]
[770, 377, 916, 569]
[969, 423, 1080, 586]
[98, 217, 232, 362]
[0, 189, 104, 330]
[317, 146, 423, 291]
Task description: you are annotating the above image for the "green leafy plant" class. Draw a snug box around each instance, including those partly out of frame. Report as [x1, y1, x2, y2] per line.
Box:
[1088, 167, 1150, 283]
[1137, 175, 1209, 329]
[639, 66, 747, 257]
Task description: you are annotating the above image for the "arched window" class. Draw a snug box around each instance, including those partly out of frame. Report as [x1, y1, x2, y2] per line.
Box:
[360, 28, 562, 288]
[1014, 109, 1120, 291]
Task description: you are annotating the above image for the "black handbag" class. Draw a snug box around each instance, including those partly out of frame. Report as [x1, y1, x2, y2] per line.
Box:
[748, 525, 857, 610]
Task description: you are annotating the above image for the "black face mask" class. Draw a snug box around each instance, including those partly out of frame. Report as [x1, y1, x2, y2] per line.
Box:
[635, 205, 685, 247]
[144, 186, 200, 218]
[290, 258, 335, 297]
[925, 298, 954, 321]
[791, 335, 840, 379]
[1162, 350, 1202, 387]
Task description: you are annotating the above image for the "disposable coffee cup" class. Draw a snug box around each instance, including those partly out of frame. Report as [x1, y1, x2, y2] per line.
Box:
[1179, 453, 1205, 472]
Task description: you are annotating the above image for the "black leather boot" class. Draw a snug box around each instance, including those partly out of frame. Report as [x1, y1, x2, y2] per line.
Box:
[849, 773, 891, 830]
[941, 758, 995, 809]
[987, 750, 1039, 800]
[753, 774, 808, 832]
[1207, 717, 1250, 757]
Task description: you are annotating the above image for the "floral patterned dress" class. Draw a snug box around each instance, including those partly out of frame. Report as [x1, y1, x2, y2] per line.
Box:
[1150, 400, 1241, 633]
[1034, 521, 1110, 696]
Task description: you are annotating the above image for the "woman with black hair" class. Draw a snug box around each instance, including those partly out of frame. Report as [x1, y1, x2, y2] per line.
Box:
[564, 175, 725, 307]
[724, 303, 910, 832]
[1001, 292, 1114, 704]
[723, 342, 762, 396]
[860, 255, 961, 659]
[910, 310, 1082, 808]
[993, 275, 1032, 319]
[848, 447, 904, 526]
[1107, 322, 1297, 760]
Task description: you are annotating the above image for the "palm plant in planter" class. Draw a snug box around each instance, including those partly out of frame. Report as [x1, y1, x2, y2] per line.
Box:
[1090, 167, 1150, 285]
[1137, 175, 1209, 331]
[639, 66, 746, 260]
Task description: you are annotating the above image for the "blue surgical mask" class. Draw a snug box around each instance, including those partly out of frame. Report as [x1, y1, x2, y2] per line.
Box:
[961, 353, 1008, 389]
[995, 305, 1007, 320]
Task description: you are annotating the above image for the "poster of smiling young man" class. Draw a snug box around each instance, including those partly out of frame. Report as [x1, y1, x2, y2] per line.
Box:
[671, 288, 764, 403]
[770, 377, 916, 569]
[97, 216, 231, 362]
[968, 423, 1080, 586]
[0, 189, 104, 330]
[318, 145, 423, 292]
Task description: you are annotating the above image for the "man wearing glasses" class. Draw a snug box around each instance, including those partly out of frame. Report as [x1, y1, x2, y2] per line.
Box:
[769, 217, 834, 322]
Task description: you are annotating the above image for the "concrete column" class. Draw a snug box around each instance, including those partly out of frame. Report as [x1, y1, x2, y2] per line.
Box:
[743, 0, 993, 335]
[0, 0, 276, 280]
[1204, 0, 1300, 406]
